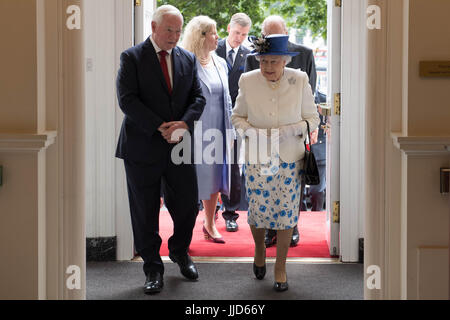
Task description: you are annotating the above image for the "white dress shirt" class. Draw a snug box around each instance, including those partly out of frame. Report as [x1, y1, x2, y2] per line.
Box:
[150, 35, 173, 87]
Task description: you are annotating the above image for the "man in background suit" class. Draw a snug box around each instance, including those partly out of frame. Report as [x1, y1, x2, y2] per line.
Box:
[307, 91, 327, 211]
[216, 13, 252, 232]
[245, 15, 317, 247]
[116, 5, 206, 294]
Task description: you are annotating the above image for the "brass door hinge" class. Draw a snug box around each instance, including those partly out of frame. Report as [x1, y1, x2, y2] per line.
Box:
[333, 201, 340, 223]
[135, 0, 141, 6]
[334, 93, 341, 115]
[335, 0, 342, 7]
[319, 103, 332, 117]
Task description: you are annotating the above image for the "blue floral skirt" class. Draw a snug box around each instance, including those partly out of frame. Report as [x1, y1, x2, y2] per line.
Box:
[244, 159, 302, 230]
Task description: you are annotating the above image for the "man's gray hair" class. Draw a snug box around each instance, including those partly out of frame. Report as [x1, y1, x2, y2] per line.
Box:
[152, 5, 184, 25]
[230, 12, 252, 29]
[261, 15, 288, 35]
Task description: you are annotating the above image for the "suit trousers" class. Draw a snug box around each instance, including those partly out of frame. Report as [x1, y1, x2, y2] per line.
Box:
[124, 152, 199, 276]
[220, 141, 242, 220]
[309, 162, 326, 211]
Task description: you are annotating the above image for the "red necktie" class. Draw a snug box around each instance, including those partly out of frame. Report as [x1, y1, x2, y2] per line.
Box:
[158, 50, 172, 94]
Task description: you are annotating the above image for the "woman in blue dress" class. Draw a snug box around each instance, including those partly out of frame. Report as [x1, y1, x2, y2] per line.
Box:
[182, 16, 234, 244]
[232, 35, 320, 291]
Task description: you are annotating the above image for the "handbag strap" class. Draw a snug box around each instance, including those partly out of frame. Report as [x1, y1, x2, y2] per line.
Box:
[303, 120, 312, 149]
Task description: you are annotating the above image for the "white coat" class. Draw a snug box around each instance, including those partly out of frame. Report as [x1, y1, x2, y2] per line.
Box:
[232, 67, 320, 164]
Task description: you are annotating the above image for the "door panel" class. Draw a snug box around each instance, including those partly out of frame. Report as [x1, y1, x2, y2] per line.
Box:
[134, 0, 155, 44]
[326, 0, 341, 257]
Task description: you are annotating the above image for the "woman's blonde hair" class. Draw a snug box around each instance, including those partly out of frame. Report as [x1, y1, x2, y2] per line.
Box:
[181, 15, 217, 57]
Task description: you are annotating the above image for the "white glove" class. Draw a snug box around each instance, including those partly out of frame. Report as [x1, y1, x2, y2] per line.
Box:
[276, 123, 304, 144]
[244, 127, 270, 139]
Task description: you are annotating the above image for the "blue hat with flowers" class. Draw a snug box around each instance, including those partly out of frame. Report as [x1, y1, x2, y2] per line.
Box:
[249, 34, 299, 57]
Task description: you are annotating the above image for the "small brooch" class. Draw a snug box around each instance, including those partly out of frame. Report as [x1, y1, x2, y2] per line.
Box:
[288, 77, 297, 85]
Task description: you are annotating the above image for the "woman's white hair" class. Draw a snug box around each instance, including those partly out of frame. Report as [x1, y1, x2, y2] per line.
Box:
[181, 16, 217, 57]
[152, 5, 183, 25]
[255, 55, 292, 64]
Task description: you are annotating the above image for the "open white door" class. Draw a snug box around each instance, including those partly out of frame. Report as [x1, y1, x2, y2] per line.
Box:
[115, 0, 137, 261]
[326, 0, 341, 257]
[134, 0, 156, 44]
[115, 0, 156, 261]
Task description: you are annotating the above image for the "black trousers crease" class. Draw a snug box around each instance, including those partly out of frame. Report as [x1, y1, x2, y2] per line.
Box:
[124, 154, 199, 276]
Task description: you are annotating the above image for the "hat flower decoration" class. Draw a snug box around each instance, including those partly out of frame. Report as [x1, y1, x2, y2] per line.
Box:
[248, 34, 300, 57]
[251, 35, 271, 54]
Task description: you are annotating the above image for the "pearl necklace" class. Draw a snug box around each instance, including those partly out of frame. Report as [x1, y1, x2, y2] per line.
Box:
[199, 54, 212, 67]
[267, 79, 281, 90]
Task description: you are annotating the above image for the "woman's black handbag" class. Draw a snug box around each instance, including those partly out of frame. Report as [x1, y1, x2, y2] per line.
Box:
[302, 120, 320, 185]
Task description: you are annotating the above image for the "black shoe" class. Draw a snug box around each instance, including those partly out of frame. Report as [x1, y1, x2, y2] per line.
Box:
[225, 219, 239, 232]
[253, 263, 266, 280]
[144, 272, 163, 294]
[273, 281, 289, 292]
[290, 226, 300, 247]
[264, 230, 277, 247]
[169, 253, 199, 280]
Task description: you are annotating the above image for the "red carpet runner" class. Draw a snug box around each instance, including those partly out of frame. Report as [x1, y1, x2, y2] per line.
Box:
[159, 211, 330, 258]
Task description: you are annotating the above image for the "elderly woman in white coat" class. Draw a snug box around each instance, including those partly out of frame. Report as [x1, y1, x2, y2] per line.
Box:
[232, 34, 319, 291]
[182, 16, 234, 244]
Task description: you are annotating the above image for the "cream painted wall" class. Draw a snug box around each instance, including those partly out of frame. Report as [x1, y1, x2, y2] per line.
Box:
[0, 152, 45, 299]
[406, 156, 449, 299]
[0, 1, 39, 132]
[0, 0, 46, 299]
[407, 0, 450, 136]
[365, 0, 449, 300]
[0, 0, 85, 300]
[402, 0, 450, 299]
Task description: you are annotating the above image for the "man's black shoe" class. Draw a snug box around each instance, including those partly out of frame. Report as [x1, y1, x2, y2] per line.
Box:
[264, 229, 277, 247]
[144, 271, 163, 294]
[169, 253, 199, 280]
[225, 219, 239, 232]
[290, 226, 300, 247]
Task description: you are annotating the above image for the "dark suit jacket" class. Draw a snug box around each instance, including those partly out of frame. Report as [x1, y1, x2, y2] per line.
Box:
[311, 91, 327, 163]
[215, 39, 251, 107]
[115, 37, 206, 164]
[245, 41, 317, 93]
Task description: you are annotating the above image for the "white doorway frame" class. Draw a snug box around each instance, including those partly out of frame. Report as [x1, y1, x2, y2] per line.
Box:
[114, 0, 135, 261]
[327, 0, 367, 262]
[115, 0, 157, 261]
[339, 0, 367, 262]
[326, 0, 342, 258]
[113, 0, 367, 263]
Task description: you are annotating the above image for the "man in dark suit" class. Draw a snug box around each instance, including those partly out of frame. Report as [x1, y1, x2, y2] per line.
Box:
[245, 15, 317, 247]
[308, 91, 327, 211]
[215, 13, 252, 232]
[115, 5, 206, 294]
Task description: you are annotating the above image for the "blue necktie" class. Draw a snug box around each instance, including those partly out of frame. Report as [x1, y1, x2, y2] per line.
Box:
[227, 49, 234, 71]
